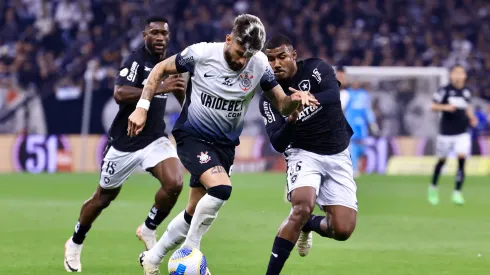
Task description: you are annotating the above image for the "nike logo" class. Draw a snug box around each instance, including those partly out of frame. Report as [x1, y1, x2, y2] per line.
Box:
[204, 72, 217, 78]
[271, 252, 278, 258]
[65, 259, 79, 272]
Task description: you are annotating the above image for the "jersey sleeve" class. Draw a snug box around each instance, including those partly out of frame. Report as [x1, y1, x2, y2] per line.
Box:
[313, 61, 341, 105]
[433, 88, 447, 103]
[175, 42, 205, 74]
[260, 63, 279, 91]
[259, 94, 295, 153]
[463, 88, 472, 103]
[115, 52, 144, 87]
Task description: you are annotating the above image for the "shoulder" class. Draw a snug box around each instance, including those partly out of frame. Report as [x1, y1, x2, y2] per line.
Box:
[249, 51, 269, 69]
[122, 47, 144, 63]
[462, 87, 472, 97]
[302, 58, 333, 72]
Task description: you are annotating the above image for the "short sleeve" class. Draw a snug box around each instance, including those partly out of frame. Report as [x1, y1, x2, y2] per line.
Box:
[260, 64, 278, 91]
[317, 61, 340, 90]
[175, 42, 205, 74]
[115, 53, 143, 87]
[433, 88, 447, 103]
[463, 88, 471, 102]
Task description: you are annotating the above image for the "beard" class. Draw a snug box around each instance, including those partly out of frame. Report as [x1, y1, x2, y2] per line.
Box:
[224, 49, 243, 71]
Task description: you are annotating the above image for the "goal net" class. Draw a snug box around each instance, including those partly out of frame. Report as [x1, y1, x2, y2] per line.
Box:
[341, 66, 449, 138]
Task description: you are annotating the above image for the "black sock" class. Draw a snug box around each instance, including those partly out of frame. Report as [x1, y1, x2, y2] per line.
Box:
[266, 236, 295, 275]
[144, 206, 170, 230]
[183, 210, 193, 225]
[72, 222, 91, 245]
[431, 159, 445, 186]
[302, 215, 329, 237]
[455, 158, 465, 191]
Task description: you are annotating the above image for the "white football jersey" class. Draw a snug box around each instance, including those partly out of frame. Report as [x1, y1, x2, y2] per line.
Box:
[173, 42, 278, 145]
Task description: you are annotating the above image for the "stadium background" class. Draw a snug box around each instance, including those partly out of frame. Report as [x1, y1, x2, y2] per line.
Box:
[1, 1, 490, 274]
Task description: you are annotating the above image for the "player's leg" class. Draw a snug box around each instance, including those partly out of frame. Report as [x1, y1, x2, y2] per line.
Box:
[266, 186, 318, 275]
[452, 133, 471, 205]
[65, 146, 136, 272]
[182, 165, 232, 249]
[136, 137, 183, 249]
[142, 180, 205, 267]
[314, 148, 358, 240]
[266, 152, 322, 275]
[429, 135, 450, 205]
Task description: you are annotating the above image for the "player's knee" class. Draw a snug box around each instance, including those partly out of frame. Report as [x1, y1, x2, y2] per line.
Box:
[93, 193, 117, 209]
[207, 185, 232, 201]
[163, 174, 184, 195]
[333, 221, 356, 241]
[290, 203, 314, 225]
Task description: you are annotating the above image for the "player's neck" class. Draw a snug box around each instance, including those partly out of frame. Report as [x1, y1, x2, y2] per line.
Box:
[144, 45, 165, 61]
[452, 83, 465, 90]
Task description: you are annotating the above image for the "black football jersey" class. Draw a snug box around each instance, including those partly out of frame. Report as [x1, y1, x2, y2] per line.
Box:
[433, 84, 471, 135]
[109, 46, 169, 152]
[260, 58, 353, 155]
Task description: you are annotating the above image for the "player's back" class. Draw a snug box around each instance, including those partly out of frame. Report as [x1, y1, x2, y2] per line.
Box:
[110, 46, 168, 152]
[173, 42, 274, 146]
[434, 84, 471, 135]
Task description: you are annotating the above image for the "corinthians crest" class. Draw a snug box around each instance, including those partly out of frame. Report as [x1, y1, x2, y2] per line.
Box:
[239, 72, 254, 92]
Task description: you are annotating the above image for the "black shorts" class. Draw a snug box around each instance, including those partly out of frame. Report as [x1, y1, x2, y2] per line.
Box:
[173, 131, 235, 188]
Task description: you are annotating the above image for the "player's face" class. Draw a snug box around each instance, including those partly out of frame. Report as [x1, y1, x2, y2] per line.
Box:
[265, 45, 297, 80]
[144, 22, 170, 55]
[224, 34, 251, 71]
[450, 66, 467, 87]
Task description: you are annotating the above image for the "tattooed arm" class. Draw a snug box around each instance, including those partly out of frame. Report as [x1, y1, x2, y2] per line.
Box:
[140, 55, 180, 101]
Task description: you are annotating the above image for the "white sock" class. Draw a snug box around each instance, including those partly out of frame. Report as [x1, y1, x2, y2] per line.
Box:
[146, 210, 190, 265]
[182, 194, 225, 250]
[141, 223, 154, 233]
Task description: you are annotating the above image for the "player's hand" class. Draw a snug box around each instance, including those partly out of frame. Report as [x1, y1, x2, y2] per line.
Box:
[444, 105, 457, 112]
[470, 116, 478, 127]
[288, 110, 300, 124]
[158, 74, 186, 94]
[127, 108, 147, 137]
[288, 87, 319, 106]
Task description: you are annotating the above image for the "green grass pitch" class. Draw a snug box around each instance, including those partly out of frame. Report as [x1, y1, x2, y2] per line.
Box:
[0, 173, 489, 275]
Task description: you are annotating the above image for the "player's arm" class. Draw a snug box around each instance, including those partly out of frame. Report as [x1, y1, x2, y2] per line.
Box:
[463, 89, 478, 127]
[259, 96, 297, 153]
[128, 45, 199, 136]
[431, 88, 456, 112]
[261, 66, 318, 115]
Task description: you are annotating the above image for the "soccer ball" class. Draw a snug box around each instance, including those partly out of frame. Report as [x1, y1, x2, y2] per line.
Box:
[168, 247, 207, 275]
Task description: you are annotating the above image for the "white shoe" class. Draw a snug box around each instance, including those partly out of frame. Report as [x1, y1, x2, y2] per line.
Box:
[139, 252, 161, 275]
[137, 224, 157, 250]
[64, 238, 82, 272]
[296, 231, 313, 257]
[206, 267, 212, 275]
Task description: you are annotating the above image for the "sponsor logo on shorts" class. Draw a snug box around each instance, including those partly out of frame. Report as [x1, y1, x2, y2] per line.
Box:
[197, 151, 211, 164]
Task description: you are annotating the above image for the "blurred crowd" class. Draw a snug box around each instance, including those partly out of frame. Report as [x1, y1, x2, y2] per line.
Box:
[1, 0, 489, 134]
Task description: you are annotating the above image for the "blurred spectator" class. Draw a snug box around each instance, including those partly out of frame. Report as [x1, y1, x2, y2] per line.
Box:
[0, 0, 488, 135]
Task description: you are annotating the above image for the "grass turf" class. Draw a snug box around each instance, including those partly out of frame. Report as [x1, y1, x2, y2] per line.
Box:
[0, 173, 489, 274]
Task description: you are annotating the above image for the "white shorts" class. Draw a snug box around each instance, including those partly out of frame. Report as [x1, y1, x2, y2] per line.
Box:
[436, 133, 471, 158]
[99, 136, 178, 189]
[285, 148, 358, 211]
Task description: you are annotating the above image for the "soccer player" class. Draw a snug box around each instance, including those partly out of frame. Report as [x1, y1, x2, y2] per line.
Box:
[336, 65, 350, 112]
[127, 14, 318, 275]
[64, 17, 187, 272]
[259, 34, 357, 275]
[343, 71, 379, 176]
[429, 65, 477, 205]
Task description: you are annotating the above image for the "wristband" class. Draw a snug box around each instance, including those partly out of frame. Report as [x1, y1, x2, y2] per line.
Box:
[136, 99, 150, 110]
